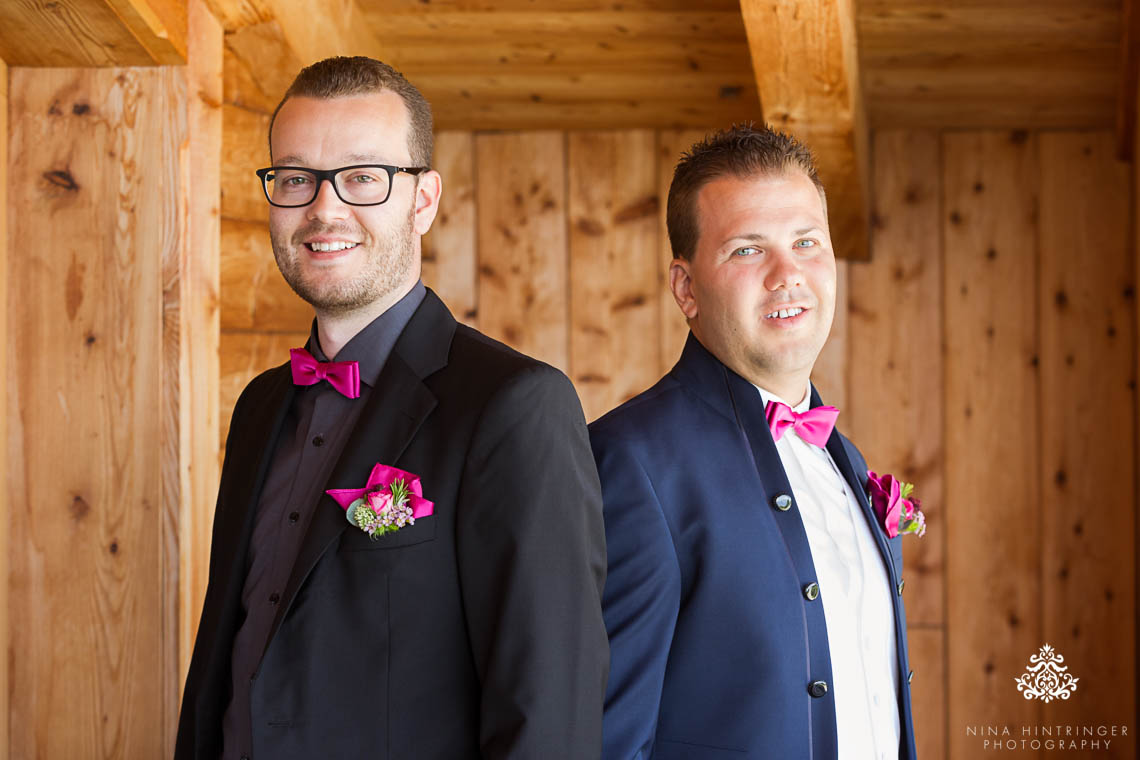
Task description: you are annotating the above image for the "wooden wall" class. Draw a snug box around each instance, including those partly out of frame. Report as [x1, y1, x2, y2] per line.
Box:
[215, 127, 1137, 760]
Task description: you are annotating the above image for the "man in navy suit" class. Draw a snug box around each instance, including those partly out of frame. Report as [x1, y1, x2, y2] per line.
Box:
[591, 124, 918, 759]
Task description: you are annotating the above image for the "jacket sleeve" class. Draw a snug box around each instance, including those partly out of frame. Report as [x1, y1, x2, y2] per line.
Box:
[456, 364, 608, 759]
[591, 427, 681, 760]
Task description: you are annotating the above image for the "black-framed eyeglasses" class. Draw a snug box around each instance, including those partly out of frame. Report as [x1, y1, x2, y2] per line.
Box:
[255, 164, 428, 208]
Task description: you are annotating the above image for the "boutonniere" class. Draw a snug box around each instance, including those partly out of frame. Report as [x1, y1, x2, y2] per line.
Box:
[326, 463, 434, 539]
[866, 470, 926, 538]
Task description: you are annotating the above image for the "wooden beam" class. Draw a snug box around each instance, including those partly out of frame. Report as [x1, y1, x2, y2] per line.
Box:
[1117, 0, 1140, 159]
[177, 0, 222, 723]
[740, 0, 871, 261]
[207, 0, 382, 65]
[0, 54, 9, 760]
[0, 0, 186, 66]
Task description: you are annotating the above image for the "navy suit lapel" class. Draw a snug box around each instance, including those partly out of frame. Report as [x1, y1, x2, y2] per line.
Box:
[263, 291, 455, 651]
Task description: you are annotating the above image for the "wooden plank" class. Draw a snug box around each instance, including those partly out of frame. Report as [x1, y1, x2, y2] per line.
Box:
[8, 66, 183, 760]
[219, 331, 306, 454]
[430, 97, 760, 132]
[0, 0, 156, 65]
[942, 131, 1041, 756]
[868, 96, 1116, 132]
[655, 129, 705, 373]
[810, 259, 847, 412]
[475, 132, 568, 372]
[1117, 0, 1140, 158]
[220, 104, 269, 223]
[358, 11, 752, 42]
[567, 130, 659, 422]
[222, 20, 302, 116]
[1037, 131, 1135, 753]
[219, 218, 311, 332]
[740, 0, 871, 261]
[411, 71, 758, 103]
[366, 0, 742, 11]
[847, 130, 943, 626]
[0, 54, 9, 760]
[199, 0, 273, 33]
[176, 0, 222, 722]
[258, 0, 381, 65]
[421, 131, 478, 328]
[103, 0, 188, 63]
[908, 626, 946, 760]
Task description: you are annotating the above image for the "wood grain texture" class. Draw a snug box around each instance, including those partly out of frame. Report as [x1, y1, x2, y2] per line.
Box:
[847, 130, 943, 626]
[654, 129, 705, 373]
[177, 0, 222, 719]
[222, 20, 300, 115]
[943, 131, 1042, 756]
[1037, 131, 1135, 754]
[220, 104, 269, 223]
[741, 0, 870, 261]
[568, 130, 659, 422]
[475, 132, 569, 372]
[908, 626, 947, 760]
[0, 54, 9, 760]
[421, 131, 478, 328]
[8, 66, 183, 760]
[219, 218, 310, 332]
[103, 0, 188, 63]
[0, 0, 157, 65]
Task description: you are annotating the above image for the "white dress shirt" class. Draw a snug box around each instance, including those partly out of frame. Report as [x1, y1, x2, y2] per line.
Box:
[757, 385, 901, 760]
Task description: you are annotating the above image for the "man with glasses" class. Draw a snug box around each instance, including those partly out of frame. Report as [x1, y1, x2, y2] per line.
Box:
[176, 57, 607, 760]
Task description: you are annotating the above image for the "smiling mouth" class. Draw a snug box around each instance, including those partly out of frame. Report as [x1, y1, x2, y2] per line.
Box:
[305, 241, 359, 252]
[765, 307, 805, 320]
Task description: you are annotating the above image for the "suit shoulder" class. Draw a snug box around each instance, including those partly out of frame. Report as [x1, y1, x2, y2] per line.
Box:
[445, 323, 575, 399]
[232, 362, 289, 414]
[588, 374, 685, 443]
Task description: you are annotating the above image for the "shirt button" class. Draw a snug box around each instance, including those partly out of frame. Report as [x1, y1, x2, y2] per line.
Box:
[241, 755, 250, 760]
[773, 493, 793, 511]
[268, 592, 280, 604]
[897, 579, 906, 595]
[288, 511, 300, 524]
[312, 435, 324, 447]
[873, 693, 881, 706]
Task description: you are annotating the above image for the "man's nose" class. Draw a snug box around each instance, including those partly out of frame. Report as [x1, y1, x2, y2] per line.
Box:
[306, 177, 350, 222]
[765, 249, 805, 291]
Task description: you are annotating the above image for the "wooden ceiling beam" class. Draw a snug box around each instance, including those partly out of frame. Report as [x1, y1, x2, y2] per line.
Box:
[740, 0, 871, 261]
[207, 0, 383, 67]
[1116, 0, 1140, 160]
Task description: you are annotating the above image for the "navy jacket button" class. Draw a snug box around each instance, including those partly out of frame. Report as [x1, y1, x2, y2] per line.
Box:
[809, 680, 829, 698]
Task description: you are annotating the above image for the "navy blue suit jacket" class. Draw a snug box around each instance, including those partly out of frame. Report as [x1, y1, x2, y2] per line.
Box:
[590, 334, 917, 760]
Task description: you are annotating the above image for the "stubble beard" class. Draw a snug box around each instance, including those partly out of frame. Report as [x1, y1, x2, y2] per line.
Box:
[271, 206, 417, 317]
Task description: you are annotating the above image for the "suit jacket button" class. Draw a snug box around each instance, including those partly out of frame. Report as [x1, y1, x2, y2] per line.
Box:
[268, 592, 280, 604]
[803, 582, 820, 601]
[897, 579, 905, 595]
[809, 680, 829, 698]
[908, 670, 915, 684]
[773, 493, 793, 511]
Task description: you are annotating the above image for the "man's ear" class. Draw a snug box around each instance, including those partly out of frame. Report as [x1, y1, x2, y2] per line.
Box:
[413, 169, 443, 235]
[669, 258, 698, 320]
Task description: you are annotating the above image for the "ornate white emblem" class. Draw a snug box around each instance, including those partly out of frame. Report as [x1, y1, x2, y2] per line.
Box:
[1014, 643, 1079, 703]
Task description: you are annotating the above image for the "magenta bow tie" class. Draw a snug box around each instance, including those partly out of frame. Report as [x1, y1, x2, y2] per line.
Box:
[289, 348, 361, 399]
[765, 400, 839, 447]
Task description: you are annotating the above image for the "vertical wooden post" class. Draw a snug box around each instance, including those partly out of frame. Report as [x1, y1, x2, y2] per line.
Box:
[8, 67, 185, 759]
[0, 54, 9, 760]
[177, 0, 223, 718]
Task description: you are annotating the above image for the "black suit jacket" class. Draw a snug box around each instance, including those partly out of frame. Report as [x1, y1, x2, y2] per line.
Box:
[176, 291, 608, 759]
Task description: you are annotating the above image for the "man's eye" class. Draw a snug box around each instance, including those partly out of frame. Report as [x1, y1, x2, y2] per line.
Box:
[347, 172, 379, 183]
[734, 246, 760, 256]
[794, 239, 816, 248]
[282, 175, 311, 186]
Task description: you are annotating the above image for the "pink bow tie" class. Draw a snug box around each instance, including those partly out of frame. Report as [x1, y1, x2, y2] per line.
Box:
[765, 400, 839, 447]
[289, 348, 361, 399]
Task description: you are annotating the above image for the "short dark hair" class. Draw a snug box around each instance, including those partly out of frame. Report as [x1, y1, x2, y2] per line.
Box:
[666, 123, 825, 261]
[269, 56, 433, 167]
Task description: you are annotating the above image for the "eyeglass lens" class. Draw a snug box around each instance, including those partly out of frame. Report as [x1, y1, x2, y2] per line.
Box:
[265, 167, 392, 206]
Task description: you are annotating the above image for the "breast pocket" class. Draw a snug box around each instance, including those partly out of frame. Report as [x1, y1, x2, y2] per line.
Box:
[338, 514, 437, 552]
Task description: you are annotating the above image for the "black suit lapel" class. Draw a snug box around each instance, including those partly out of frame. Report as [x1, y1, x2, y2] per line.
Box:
[263, 290, 456, 651]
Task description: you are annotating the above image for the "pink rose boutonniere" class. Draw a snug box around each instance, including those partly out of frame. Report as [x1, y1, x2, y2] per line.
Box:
[326, 463, 434, 540]
[866, 470, 926, 539]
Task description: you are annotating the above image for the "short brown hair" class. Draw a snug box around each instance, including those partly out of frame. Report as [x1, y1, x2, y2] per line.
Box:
[269, 56, 433, 167]
[666, 123, 825, 261]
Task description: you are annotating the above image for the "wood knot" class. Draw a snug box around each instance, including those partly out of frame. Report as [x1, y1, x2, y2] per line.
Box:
[44, 169, 80, 192]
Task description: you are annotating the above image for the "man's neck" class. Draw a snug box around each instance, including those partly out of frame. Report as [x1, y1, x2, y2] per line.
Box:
[314, 282, 415, 359]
